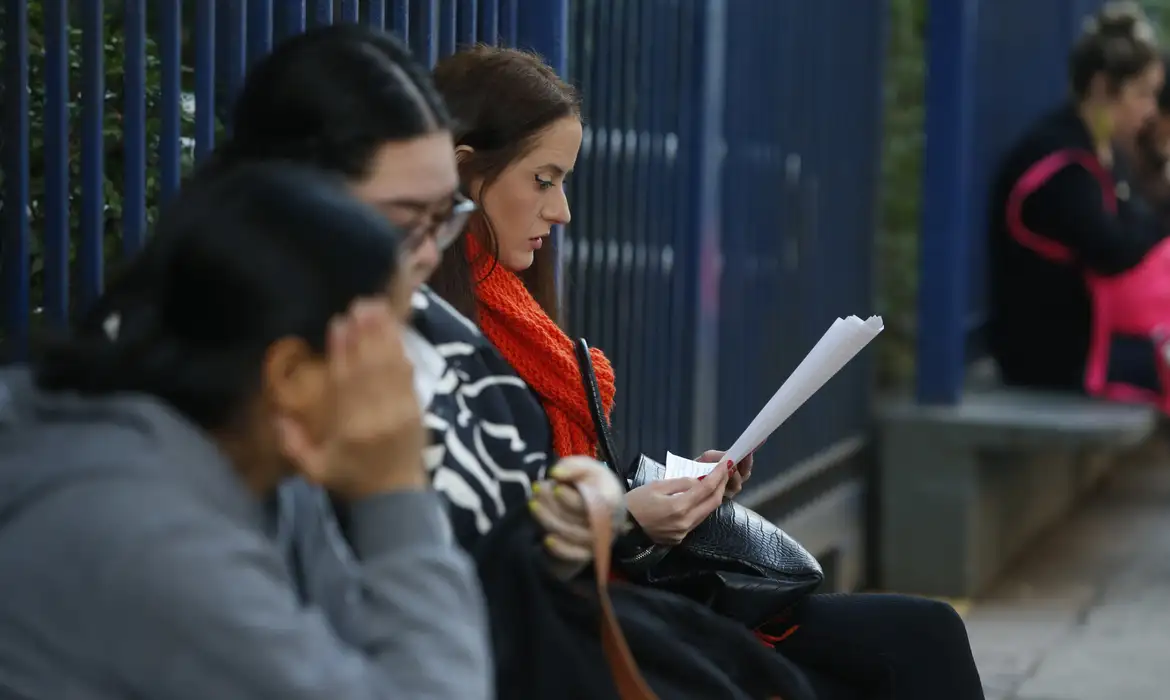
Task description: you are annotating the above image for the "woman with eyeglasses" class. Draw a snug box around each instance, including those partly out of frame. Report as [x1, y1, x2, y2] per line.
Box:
[209, 26, 819, 700]
[211, 24, 623, 558]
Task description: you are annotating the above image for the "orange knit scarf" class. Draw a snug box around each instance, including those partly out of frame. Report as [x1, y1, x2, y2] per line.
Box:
[466, 233, 616, 460]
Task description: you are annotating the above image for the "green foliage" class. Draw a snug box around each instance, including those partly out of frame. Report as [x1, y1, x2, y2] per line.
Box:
[0, 1, 206, 321]
[876, 0, 927, 388]
[1146, 0, 1170, 39]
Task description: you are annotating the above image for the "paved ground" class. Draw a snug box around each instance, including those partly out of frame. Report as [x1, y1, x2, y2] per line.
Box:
[964, 445, 1170, 700]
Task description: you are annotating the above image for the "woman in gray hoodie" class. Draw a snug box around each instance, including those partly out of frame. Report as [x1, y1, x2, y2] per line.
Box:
[0, 164, 491, 699]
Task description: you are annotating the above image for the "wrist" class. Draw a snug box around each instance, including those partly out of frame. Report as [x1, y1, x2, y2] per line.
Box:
[338, 461, 429, 500]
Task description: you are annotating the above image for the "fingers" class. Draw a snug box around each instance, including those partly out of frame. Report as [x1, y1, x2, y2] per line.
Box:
[737, 459, 753, 484]
[548, 457, 626, 513]
[725, 469, 744, 498]
[701, 468, 729, 511]
[647, 477, 699, 495]
[694, 449, 724, 464]
[542, 534, 593, 563]
[354, 299, 402, 367]
[328, 316, 349, 381]
[671, 468, 727, 533]
[550, 482, 586, 516]
[547, 455, 608, 484]
[332, 299, 405, 370]
[678, 466, 728, 510]
[530, 484, 592, 549]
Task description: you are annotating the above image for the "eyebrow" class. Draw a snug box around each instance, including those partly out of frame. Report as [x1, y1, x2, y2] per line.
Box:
[538, 164, 570, 177]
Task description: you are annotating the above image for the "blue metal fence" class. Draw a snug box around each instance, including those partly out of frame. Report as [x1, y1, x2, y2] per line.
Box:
[916, 0, 1103, 404]
[0, 0, 546, 358]
[562, 0, 889, 487]
[2, 0, 889, 493]
[564, 0, 708, 467]
[716, 0, 888, 476]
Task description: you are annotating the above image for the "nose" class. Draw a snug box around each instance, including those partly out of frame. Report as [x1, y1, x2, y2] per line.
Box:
[543, 186, 572, 226]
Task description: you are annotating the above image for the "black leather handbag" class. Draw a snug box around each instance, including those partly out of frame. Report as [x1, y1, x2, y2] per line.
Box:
[574, 339, 823, 629]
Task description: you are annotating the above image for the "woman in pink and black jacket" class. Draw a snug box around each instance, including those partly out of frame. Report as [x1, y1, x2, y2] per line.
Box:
[989, 2, 1170, 404]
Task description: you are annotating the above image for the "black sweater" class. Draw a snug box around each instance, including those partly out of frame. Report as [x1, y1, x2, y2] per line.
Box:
[988, 104, 1166, 390]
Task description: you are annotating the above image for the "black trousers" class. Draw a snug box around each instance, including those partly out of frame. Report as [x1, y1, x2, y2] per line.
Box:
[775, 593, 985, 700]
[1107, 334, 1162, 393]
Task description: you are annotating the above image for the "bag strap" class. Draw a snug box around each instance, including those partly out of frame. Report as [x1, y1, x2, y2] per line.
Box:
[574, 338, 625, 476]
[575, 480, 659, 700]
[574, 339, 671, 569]
[1006, 148, 1118, 264]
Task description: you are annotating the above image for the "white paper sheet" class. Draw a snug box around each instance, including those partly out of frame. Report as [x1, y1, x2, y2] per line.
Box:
[662, 315, 884, 480]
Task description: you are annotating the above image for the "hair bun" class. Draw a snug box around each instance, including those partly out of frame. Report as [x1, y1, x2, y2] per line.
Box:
[1085, 1, 1155, 43]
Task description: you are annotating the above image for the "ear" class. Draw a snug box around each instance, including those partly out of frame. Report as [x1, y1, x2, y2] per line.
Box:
[1090, 72, 1118, 100]
[262, 336, 327, 418]
[453, 145, 484, 201]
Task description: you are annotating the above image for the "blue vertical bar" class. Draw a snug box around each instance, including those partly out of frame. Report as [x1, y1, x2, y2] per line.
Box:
[516, 0, 567, 73]
[79, 0, 106, 309]
[248, 0, 274, 65]
[194, 1, 218, 163]
[862, 0, 891, 401]
[916, 0, 978, 405]
[276, 1, 307, 40]
[593, 0, 618, 360]
[42, 0, 70, 328]
[340, 0, 360, 22]
[458, 0, 478, 46]
[439, 1, 457, 56]
[627, 0, 657, 451]
[221, 0, 248, 113]
[516, 0, 569, 291]
[390, 0, 409, 39]
[565, 0, 592, 340]
[159, 0, 183, 201]
[499, 0, 518, 46]
[313, 0, 334, 26]
[2, 0, 30, 357]
[689, 0, 728, 453]
[410, 0, 439, 67]
[479, 0, 499, 45]
[671, 0, 699, 454]
[367, 0, 388, 29]
[123, 0, 148, 258]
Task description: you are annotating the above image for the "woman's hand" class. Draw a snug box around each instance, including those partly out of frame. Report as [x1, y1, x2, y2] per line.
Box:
[277, 299, 427, 499]
[529, 456, 625, 575]
[694, 449, 755, 499]
[626, 466, 729, 545]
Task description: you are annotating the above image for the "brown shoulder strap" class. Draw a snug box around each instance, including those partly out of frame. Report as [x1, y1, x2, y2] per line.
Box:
[574, 480, 659, 700]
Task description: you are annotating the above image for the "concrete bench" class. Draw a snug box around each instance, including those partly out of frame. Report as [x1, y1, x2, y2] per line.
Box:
[877, 387, 1156, 597]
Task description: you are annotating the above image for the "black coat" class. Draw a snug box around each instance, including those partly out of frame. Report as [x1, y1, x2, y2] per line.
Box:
[989, 104, 1167, 390]
[411, 287, 814, 699]
[475, 508, 816, 700]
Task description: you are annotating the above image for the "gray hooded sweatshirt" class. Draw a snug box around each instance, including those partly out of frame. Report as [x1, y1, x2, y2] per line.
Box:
[0, 367, 492, 699]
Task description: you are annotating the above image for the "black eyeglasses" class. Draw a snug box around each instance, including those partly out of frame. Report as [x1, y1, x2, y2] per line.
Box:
[399, 194, 477, 254]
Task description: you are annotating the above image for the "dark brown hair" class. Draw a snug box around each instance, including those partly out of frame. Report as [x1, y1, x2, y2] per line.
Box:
[1069, 1, 1159, 98]
[429, 44, 581, 324]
